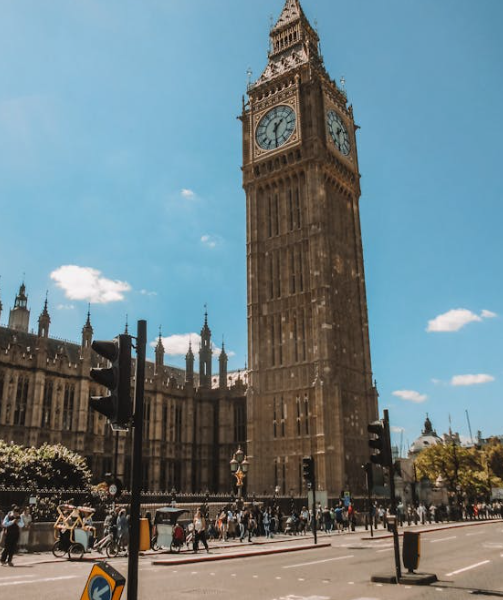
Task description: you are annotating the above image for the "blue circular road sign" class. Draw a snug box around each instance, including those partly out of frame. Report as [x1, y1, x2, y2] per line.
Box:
[89, 575, 112, 600]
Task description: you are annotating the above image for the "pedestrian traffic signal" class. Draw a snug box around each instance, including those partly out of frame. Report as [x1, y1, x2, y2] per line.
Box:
[302, 456, 314, 486]
[90, 334, 132, 430]
[367, 419, 392, 467]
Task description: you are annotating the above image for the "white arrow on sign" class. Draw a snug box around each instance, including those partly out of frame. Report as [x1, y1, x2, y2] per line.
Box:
[92, 584, 110, 600]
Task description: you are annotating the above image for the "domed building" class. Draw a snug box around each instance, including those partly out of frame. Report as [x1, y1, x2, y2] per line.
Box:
[408, 415, 443, 458]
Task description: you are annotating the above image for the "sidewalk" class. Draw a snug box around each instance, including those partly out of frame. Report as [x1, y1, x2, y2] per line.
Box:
[10, 518, 502, 567]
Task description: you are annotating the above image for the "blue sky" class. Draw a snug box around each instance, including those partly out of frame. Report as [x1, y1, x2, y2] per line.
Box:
[1, 0, 502, 451]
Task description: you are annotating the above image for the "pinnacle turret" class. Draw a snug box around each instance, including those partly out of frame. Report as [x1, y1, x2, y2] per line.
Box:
[81, 305, 93, 350]
[8, 281, 30, 332]
[155, 327, 165, 374]
[199, 308, 212, 388]
[37, 293, 51, 338]
[218, 338, 228, 389]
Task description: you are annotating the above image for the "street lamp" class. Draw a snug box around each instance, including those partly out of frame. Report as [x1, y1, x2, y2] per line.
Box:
[230, 446, 249, 503]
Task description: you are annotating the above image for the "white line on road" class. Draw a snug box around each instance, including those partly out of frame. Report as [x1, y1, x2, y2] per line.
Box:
[445, 560, 491, 577]
[0, 574, 35, 581]
[430, 536, 457, 544]
[0, 575, 78, 587]
[376, 547, 394, 553]
[466, 531, 483, 536]
[283, 554, 354, 569]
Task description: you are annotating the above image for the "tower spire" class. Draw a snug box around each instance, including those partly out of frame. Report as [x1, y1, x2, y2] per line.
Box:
[155, 326, 165, 374]
[253, 0, 322, 88]
[199, 308, 212, 388]
[8, 280, 30, 332]
[38, 291, 51, 338]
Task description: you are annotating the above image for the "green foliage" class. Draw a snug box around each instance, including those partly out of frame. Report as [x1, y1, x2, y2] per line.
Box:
[0, 440, 92, 490]
[415, 441, 503, 500]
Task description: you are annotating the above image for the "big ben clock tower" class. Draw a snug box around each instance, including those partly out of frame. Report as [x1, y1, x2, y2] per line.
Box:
[242, 0, 378, 497]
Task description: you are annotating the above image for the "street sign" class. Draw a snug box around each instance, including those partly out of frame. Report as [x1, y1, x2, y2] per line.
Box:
[109, 484, 118, 497]
[80, 562, 125, 600]
[343, 491, 351, 507]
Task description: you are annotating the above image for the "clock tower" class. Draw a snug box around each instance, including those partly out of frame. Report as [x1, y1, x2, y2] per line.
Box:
[242, 0, 378, 496]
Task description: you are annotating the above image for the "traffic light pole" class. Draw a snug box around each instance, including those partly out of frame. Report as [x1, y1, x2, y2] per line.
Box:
[383, 409, 401, 582]
[127, 320, 146, 600]
[311, 484, 317, 545]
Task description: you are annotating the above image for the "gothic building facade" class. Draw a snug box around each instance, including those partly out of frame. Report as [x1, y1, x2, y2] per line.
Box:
[0, 283, 246, 492]
[243, 0, 378, 496]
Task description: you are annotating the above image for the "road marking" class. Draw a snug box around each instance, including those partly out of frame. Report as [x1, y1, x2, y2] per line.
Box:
[0, 574, 35, 581]
[0, 575, 78, 587]
[430, 536, 457, 544]
[466, 531, 483, 536]
[376, 547, 393, 553]
[445, 560, 491, 577]
[283, 555, 354, 569]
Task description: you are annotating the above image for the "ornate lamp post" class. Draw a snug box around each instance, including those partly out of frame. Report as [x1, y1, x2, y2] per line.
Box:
[230, 446, 249, 505]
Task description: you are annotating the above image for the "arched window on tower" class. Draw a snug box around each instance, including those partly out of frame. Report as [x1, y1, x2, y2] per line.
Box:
[14, 377, 29, 426]
[62, 383, 75, 431]
[41, 379, 53, 428]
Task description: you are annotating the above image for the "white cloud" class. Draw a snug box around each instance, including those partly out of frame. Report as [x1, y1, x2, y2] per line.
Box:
[140, 289, 157, 297]
[50, 265, 131, 304]
[450, 374, 495, 386]
[392, 390, 427, 403]
[151, 334, 236, 358]
[152, 333, 199, 356]
[427, 309, 481, 332]
[181, 188, 196, 199]
[427, 308, 497, 332]
[391, 426, 405, 433]
[201, 234, 219, 249]
[56, 304, 75, 310]
[481, 309, 497, 319]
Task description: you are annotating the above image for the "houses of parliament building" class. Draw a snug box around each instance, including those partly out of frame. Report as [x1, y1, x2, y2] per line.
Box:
[0, 283, 247, 493]
[1, 0, 378, 497]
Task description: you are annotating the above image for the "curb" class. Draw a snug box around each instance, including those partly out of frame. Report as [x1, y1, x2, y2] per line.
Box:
[361, 518, 503, 541]
[152, 542, 331, 565]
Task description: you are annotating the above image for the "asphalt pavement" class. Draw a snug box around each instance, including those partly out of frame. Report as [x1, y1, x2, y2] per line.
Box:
[1, 519, 502, 600]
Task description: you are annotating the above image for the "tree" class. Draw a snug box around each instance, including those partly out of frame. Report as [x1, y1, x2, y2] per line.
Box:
[414, 442, 502, 501]
[0, 440, 92, 489]
[484, 438, 503, 480]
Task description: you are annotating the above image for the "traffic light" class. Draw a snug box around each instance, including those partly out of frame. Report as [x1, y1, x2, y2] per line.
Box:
[90, 334, 132, 430]
[367, 419, 392, 467]
[362, 461, 374, 491]
[302, 456, 315, 486]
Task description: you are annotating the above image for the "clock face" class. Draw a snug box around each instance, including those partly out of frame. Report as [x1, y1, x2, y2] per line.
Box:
[256, 105, 296, 151]
[327, 110, 350, 156]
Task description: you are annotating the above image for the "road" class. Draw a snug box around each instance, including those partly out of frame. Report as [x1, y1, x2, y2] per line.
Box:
[1, 521, 502, 599]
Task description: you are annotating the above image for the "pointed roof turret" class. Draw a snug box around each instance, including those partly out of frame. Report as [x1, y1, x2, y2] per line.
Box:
[83, 304, 93, 332]
[252, 0, 323, 88]
[38, 292, 51, 338]
[124, 314, 129, 335]
[272, 0, 305, 31]
[8, 280, 30, 332]
[200, 306, 211, 339]
[155, 326, 165, 374]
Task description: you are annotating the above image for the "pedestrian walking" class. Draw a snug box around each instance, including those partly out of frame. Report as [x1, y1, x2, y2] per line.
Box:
[1, 506, 24, 566]
[18, 507, 32, 553]
[192, 509, 209, 553]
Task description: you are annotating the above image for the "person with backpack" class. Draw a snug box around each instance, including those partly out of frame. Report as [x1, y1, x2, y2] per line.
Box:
[1, 506, 24, 566]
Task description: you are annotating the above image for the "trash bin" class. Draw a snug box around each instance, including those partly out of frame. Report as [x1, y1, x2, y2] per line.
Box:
[139, 518, 150, 551]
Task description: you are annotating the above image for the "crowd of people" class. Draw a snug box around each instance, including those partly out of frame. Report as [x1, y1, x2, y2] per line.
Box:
[2, 497, 503, 564]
